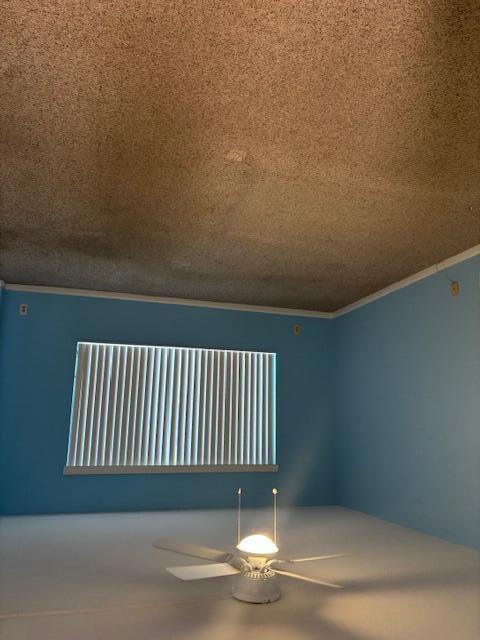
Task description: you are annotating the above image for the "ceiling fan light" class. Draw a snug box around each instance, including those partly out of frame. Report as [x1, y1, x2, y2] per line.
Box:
[237, 534, 279, 555]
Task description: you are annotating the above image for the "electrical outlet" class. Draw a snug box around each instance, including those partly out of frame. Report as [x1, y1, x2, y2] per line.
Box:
[19, 303, 28, 315]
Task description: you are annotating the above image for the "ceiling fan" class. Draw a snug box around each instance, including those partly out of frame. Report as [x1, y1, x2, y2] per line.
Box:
[154, 488, 345, 604]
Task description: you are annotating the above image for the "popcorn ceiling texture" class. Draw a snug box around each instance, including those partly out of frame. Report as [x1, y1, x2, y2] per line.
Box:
[1, 0, 479, 311]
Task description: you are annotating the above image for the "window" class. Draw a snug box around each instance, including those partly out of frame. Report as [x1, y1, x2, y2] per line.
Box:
[65, 342, 277, 474]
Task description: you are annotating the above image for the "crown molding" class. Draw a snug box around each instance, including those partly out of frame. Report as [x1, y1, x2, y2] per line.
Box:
[333, 244, 480, 317]
[3, 283, 334, 319]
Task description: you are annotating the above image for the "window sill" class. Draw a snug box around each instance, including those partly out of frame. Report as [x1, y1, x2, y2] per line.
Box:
[64, 464, 278, 475]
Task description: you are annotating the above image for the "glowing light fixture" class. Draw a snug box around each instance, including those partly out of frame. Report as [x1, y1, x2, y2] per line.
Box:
[237, 534, 279, 555]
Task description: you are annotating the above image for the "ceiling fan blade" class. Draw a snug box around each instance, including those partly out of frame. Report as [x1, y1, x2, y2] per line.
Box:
[154, 539, 231, 562]
[274, 553, 347, 564]
[167, 562, 240, 581]
[273, 568, 344, 590]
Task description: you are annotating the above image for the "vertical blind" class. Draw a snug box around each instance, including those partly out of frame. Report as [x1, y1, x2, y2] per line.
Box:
[65, 342, 277, 474]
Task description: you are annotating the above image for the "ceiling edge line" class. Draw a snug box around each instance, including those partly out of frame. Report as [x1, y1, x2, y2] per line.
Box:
[333, 244, 480, 318]
[1, 283, 334, 319]
[3, 244, 478, 319]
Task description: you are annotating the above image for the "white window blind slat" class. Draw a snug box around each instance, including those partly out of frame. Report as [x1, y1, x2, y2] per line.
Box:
[192, 349, 201, 465]
[230, 351, 235, 465]
[238, 353, 244, 465]
[213, 351, 220, 465]
[65, 342, 277, 474]
[105, 346, 118, 465]
[221, 351, 228, 465]
[99, 345, 112, 465]
[113, 346, 126, 466]
[153, 351, 161, 465]
[164, 348, 174, 465]
[121, 347, 134, 465]
[136, 347, 145, 465]
[179, 349, 189, 466]
[233, 352, 240, 465]
[142, 347, 154, 465]
[85, 344, 98, 465]
[251, 353, 257, 465]
[245, 353, 251, 465]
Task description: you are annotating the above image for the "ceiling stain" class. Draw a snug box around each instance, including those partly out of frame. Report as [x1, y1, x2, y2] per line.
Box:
[1, 1, 479, 311]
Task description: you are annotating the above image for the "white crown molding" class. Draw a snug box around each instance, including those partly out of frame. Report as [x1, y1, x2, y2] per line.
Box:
[333, 244, 480, 317]
[3, 283, 333, 319]
[3, 244, 479, 319]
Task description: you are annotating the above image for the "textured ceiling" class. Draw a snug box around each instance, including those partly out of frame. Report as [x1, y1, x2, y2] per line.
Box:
[1, 1, 479, 311]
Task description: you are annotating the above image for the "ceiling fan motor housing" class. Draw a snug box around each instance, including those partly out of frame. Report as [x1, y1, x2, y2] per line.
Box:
[232, 559, 281, 604]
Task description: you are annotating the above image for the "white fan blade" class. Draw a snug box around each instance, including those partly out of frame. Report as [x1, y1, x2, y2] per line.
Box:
[275, 553, 347, 564]
[167, 563, 240, 581]
[273, 568, 344, 589]
[154, 540, 230, 562]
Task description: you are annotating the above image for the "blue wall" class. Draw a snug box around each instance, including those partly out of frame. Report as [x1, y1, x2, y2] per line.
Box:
[335, 255, 480, 549]
[1, 256, 478, 549]
[0, 291, 335, 515]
